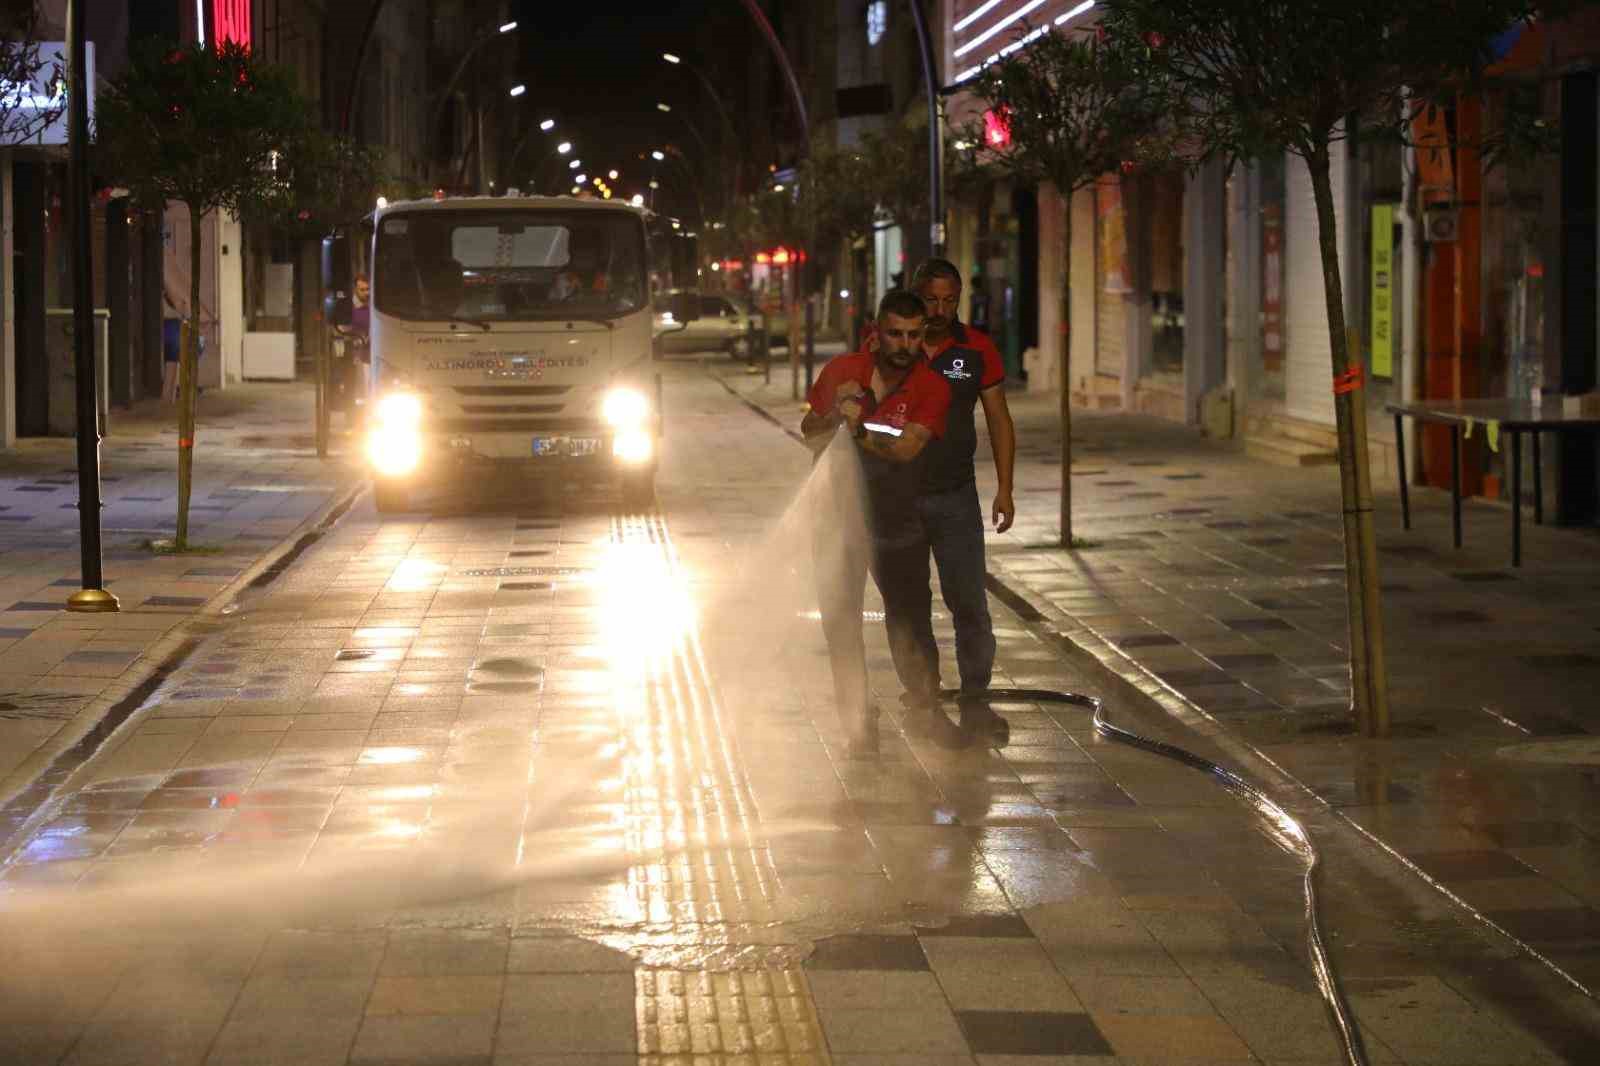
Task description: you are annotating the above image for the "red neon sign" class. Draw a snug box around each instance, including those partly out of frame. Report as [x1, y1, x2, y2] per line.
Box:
[213, 0, 252, 51]
[983, 108, 1012, 150]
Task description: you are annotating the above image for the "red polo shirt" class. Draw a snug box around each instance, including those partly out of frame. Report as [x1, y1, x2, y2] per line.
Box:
[806, 350, 951, 439]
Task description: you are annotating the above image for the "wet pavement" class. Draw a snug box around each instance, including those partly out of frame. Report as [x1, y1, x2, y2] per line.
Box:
[1, 355, 1597, 1064]
[0, 384, 360, 827]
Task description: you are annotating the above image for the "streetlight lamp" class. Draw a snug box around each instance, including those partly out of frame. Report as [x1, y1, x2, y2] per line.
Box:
[508, 84, 526, 98]
[530, 141, 577, 195]
[506, 122, 561, 188]
[423, 19, 521, 159]
[659, 51, 741, 211]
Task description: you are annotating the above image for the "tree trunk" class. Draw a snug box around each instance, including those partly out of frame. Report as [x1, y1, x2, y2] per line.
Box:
[1305, 144, 1389, 738]
[1059, 196, 1074, 547]
[176, 208, 202, 551]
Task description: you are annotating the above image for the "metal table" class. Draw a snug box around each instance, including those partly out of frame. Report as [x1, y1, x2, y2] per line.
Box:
[1386, 399, 1600, 567]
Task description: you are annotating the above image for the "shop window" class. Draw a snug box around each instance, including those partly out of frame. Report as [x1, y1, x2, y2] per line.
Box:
[1483, 87, 1546, 402]
[1147, 170, 1186, 376]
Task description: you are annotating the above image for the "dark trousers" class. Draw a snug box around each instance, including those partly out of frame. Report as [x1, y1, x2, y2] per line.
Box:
[914, 480, 996, 700]
[815, 527, 940, 728]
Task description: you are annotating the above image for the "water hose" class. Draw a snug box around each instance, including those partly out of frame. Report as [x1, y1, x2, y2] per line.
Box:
[938, 686, 1368, 1066]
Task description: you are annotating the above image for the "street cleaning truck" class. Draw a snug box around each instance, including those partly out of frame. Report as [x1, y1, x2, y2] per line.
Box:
[358, 195, 693, 513]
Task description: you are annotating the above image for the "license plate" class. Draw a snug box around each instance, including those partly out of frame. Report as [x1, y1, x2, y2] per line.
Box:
[532, 436, 601, 457]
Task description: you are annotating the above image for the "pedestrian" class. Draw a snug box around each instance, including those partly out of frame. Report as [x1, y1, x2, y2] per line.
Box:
[801, 289, 960, 757]
[160, 284, 206, 404]
[905, 256, 1017, 740]
[333, 272, 372, 426]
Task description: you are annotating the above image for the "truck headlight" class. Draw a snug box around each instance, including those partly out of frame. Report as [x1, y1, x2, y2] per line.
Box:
[613, 429, 653, 464]
[368, 391, 423, 477]
[376, 391, 424, 427]
[602, 387, 648, 427]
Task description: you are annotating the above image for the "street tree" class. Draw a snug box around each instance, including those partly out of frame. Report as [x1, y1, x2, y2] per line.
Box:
[800, 137, 879, 338]
[242, 129, 388, 455]
[0, 3, 62, 145]
[959, 24, 1168, 548]
[1098, 0, 1570, 736]
[96, 40, 310, 551]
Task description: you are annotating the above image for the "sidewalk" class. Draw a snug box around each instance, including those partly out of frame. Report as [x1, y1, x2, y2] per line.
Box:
[713, 363, 1600, 1000]
[0, 383, 362, 833]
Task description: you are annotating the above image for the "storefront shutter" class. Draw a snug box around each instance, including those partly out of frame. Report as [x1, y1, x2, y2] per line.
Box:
[1283, 142, 1347, 426]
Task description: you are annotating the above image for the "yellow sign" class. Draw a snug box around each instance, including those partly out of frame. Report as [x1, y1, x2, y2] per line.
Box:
[1370, 204, 1394, 379]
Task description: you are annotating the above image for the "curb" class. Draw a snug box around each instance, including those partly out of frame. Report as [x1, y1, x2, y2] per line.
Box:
[0, 478, 366, 864]
[983, 561, 1599, 1005]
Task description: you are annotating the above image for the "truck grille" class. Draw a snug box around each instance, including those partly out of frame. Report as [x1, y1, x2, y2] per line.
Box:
[451, 386, 571, 397]
[459, 404, 564, 415]
[437, 416, 605, 434]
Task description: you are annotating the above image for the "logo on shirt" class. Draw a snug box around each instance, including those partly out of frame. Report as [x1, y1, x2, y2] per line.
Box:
[942, 356, 974, 381]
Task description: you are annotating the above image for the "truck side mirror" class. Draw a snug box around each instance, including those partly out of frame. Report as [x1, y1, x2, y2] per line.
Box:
[321, 232, 350, 295]
[670, 291, 700, 323]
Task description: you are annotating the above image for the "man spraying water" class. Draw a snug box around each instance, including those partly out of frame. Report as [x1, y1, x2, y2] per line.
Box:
[800, 290, 955, 757]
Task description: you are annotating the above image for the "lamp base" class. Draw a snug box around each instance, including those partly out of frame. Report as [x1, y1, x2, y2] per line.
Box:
[65, 588, 120, 613]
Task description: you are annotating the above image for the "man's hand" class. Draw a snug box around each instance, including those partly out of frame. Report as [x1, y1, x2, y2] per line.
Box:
[834, 380, 864, 406]
[839, 398, 864, 429]
[991, 490, 1015, 533]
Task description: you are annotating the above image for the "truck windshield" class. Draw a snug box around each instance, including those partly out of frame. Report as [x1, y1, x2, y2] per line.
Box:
[373, 209, 648, 322]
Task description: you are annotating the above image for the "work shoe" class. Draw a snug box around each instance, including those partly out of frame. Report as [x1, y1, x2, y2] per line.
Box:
[898, 689, 943, 737]
[925, 709, 975, 751]
[959, 695, 1010, 747]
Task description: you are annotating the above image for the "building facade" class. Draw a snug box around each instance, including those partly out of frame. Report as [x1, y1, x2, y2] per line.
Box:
[939, 0, 1600, 525]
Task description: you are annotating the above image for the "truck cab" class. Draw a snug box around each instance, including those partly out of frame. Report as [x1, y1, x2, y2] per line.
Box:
[363, 196, 688, 512]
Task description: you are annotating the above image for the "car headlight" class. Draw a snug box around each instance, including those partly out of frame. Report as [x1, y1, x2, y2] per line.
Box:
[376, 391, 423, 427]
[602, 387, 648, 427]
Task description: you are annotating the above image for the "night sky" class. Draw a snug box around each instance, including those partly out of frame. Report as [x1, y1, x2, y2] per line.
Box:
[505, 0, 744, 217]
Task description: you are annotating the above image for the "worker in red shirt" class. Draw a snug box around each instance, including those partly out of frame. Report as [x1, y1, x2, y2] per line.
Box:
[907, 257, 1017, 740]
[801, 290, 960, 756]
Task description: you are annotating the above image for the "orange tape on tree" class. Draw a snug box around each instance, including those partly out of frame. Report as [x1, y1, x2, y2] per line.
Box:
[178, 437, 194, 448]
[1332, 365, 1364, 396]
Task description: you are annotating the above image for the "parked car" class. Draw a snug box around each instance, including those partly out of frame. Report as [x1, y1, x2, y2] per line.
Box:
[654, 290, 758, 357]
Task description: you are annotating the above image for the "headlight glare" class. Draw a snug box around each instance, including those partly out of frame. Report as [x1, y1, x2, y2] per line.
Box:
[367, 425, 421, 477]
[613, 429, 653, 464]
[377, 391, 423, 427]
[602, 387, 649, 427]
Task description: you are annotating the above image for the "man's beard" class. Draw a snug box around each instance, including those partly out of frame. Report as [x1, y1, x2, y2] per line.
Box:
[880, 347, 918, 371]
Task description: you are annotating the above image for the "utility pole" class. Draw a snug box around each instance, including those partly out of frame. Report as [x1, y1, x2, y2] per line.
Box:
[65, 0, 117, 613]
[909, 0, 945, 255]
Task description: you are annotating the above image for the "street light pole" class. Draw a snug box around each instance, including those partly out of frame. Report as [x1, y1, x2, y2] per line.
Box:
[427, 22, 520, 184]
[661, 54, 741, 204]
[908, 0, 945, 255]
[65, 0, 116, 613]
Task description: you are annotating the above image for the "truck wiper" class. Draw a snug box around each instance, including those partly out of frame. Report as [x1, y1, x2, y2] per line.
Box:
[447, 315, 492, 332]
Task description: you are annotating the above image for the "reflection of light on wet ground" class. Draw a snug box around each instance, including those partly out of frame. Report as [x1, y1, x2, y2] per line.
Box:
[359, 747, 425, 765]
[387, 558, 447, 591]
[798, 608, 886, 622]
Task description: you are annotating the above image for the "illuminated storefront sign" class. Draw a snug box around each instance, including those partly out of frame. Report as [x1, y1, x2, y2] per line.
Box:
[0, 42, 90, 147]
[211, 0, 252, 50]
